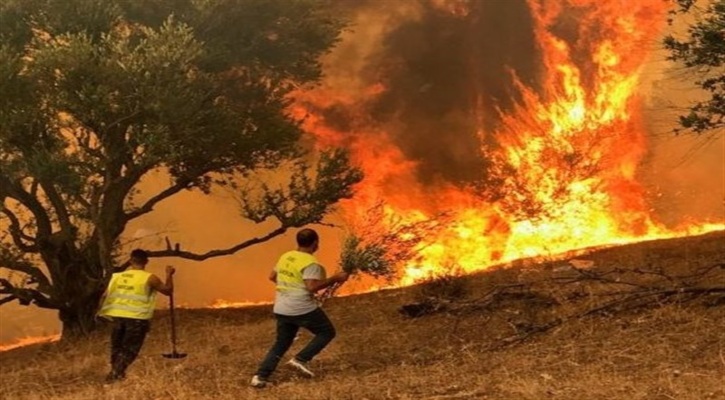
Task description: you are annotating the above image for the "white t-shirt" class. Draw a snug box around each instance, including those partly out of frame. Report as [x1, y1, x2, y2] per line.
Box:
[273, 263, 325, 316]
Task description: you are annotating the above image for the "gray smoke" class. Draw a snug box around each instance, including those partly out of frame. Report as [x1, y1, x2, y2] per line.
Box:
[325, 0, 539, 184]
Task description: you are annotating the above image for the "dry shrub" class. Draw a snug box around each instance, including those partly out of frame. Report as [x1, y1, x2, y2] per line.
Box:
[321, 202, 443, 301]
[397, 265, 470, 318]
[415, 265, 470, 303]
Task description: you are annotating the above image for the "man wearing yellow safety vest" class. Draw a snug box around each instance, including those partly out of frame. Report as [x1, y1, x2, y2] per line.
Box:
[251, 228, 349, 388]
[97, 249, 175, 383]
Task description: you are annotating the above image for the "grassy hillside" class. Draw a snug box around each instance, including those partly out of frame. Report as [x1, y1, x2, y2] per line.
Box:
[1, 231, 724, 400]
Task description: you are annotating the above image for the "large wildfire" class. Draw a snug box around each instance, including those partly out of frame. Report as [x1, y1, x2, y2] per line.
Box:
[289, 0, 724, 288]
[2, 0, 723, 349]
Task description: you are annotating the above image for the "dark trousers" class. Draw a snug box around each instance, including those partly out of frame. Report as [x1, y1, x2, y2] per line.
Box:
[109, 317, 150, 377]
[256, 307, 336, 379]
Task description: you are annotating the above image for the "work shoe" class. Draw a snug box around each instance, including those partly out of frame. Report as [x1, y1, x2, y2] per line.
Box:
[287, 358, 314, 378]
[250, 375, 268, 389]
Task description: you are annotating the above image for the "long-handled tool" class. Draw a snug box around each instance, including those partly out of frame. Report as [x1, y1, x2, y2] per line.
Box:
[162, 292, 187, 359]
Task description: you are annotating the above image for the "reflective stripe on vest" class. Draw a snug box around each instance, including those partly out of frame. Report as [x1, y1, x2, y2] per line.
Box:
[276, 250, 317, 294]
[99, 269, 156, 320]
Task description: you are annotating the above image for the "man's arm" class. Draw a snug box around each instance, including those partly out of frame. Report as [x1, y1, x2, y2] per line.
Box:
[95, 274, 116, 317]
[148, 266, 175, 296]
[95, 289, 109, 317]
[304, 271, 349, 293]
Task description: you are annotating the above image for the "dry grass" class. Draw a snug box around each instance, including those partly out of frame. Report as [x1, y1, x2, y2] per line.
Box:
[1, 232, 724, 400]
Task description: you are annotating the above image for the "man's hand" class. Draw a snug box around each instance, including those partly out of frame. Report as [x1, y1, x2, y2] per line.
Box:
[332, 271, 350, 283]
[166, 265, 176, 276]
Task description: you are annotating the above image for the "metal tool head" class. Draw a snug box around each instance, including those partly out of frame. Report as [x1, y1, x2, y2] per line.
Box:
[162, 351, 187, 359]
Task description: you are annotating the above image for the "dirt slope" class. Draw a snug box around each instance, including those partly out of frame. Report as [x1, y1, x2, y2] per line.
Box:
[1, 231, 723, 400]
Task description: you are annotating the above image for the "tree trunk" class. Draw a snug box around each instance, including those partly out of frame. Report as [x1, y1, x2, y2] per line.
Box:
[58, 297, 103, 340]
[53, 245, 109, 340]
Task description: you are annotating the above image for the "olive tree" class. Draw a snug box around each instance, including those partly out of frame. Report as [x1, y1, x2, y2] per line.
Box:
[0, 0, 361, 338]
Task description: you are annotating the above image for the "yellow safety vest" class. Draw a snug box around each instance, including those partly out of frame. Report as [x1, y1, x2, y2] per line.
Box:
[99, 269, 157, 320]
[276, 250, 318, 294]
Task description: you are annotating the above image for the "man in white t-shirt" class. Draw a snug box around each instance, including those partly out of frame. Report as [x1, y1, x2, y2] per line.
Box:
[250, 229, 349, 388]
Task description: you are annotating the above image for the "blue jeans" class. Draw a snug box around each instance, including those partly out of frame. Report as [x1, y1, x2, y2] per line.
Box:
[255, 308, 336, 379]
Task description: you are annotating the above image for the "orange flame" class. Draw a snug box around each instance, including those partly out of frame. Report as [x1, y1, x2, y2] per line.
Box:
[208, 299, 271, 309]
[292, 0, 724, 287]
[0, 334, 60, 352]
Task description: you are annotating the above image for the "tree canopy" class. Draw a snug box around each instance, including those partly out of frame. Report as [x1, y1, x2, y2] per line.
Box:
[0, 0, 361, 337]
[664, 0, 725, 133]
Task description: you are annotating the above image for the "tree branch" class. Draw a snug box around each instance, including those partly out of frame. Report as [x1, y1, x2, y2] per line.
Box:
[0, 278, 55, 309]
[0, 253, 53, 294]
[74, 191, 92, 212]
[145, 226, 289, 261]
[489, 285, 725, 349]
[0, 208, 38, 252]
[124, 178, 194, 221]
[0, 295, 17, 306]
[0, 174, 53, 238]
[39, 181, 73, 234]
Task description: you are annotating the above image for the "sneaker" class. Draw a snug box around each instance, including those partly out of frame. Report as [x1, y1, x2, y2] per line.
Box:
[286, 358, 314, 378]
[250, 375, 268, 388]
[103, 371, 125, 385]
